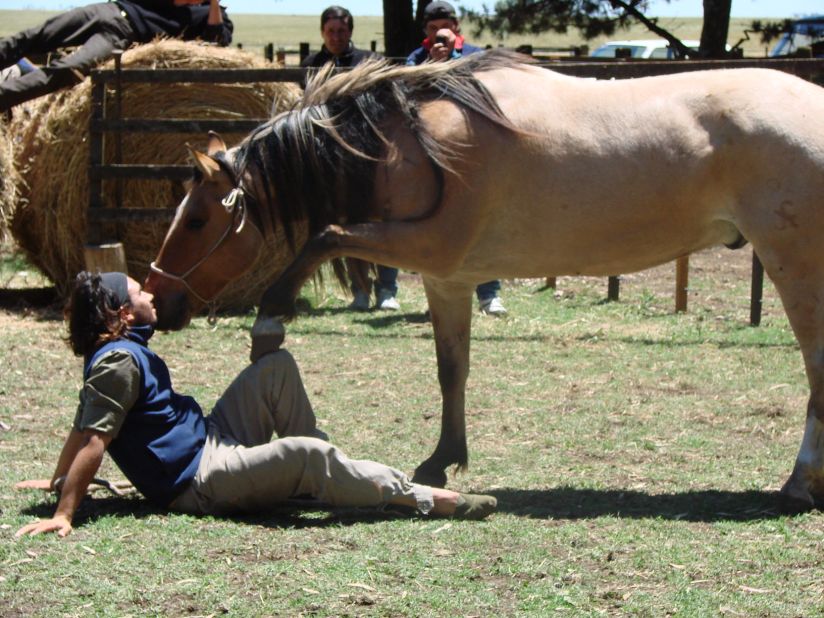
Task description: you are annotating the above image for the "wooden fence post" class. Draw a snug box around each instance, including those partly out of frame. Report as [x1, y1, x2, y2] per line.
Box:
[608, 276, 620, 301]
[750, 251, 764, 326]
[675, 255, 689, 312]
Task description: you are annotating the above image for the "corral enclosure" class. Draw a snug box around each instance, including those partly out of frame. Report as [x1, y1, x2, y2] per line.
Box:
[2, 10, 824, 615]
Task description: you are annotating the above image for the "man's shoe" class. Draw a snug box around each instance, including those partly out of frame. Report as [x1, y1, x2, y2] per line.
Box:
[479, 296, 507, 316]
[0, 64, 21, 83]
[452, 493, 497, 520]
[349, 290, 370, 311]
[376, 289, 400, 311]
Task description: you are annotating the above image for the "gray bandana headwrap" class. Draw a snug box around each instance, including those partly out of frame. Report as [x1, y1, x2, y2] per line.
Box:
[100, 272, 129, 307]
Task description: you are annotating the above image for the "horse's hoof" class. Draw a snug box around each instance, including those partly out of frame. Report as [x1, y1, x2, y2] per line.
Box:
[412, 465, 448, 488]
[778, 492, 815, 515]
[778, 471, 817, 514]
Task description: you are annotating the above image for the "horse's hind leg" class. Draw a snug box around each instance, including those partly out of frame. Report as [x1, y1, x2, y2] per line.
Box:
[754, 241, 824, 511]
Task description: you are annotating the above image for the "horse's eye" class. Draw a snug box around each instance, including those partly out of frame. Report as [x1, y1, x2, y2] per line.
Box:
[186, 218, 206, 231]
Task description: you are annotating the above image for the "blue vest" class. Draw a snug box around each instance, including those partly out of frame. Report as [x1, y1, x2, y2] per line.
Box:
[84, 326, 207, 506]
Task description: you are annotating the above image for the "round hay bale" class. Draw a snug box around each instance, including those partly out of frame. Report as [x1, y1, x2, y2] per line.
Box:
[10, 40, 301, 309]
[0, 118, 21, 243]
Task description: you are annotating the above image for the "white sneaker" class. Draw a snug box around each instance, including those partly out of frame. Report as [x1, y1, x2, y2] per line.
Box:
[0, 64, 22, 83]
[349, 290, 370, 311]
[376, 289, 400, 311]
[479, 296, 507, 316]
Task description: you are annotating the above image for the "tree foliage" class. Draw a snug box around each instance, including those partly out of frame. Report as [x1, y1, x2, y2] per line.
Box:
[463, 0, 640, 40]
[462, 0, 737, 58]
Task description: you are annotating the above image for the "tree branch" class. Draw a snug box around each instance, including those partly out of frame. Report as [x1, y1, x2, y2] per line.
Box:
[609, 0, 695, 58]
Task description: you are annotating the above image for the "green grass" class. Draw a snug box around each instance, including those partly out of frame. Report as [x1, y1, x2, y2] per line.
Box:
[0, 242, 49, 290]
[2, 246, 823, 616]
[0, 10, 778, 59]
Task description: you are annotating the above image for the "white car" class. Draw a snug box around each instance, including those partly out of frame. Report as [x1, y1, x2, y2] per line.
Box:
[591, 39, 700, 59]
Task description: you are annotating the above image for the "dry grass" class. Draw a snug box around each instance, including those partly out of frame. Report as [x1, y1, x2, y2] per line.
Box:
[8, 40, 301, 307]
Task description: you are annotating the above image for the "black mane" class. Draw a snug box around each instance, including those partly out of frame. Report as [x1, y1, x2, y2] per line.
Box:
[233, 49, 528, 287]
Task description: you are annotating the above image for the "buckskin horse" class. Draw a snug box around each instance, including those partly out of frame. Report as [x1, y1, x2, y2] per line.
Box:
[145, 50, 824, 510]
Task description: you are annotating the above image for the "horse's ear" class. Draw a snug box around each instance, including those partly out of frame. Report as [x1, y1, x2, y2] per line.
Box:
[187, 144, 221, 181]
[206, 131, 227, 156]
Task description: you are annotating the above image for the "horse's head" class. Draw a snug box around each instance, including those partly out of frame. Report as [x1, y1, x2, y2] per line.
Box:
[145, 133, 265, 330]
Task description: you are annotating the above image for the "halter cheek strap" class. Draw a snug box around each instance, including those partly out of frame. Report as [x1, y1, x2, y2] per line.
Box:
[150, 186, 248, 325]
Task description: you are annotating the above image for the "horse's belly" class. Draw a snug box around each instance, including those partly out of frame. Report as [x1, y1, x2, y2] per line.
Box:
[461, 214, 735, 280]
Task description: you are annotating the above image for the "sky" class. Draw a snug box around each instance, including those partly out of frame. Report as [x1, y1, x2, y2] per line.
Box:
[0, 0, 820, 18]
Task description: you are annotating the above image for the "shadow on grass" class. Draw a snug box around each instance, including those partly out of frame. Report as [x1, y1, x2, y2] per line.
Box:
[0, 287, 62, 320]
[491, 486, 793, 522]
[301, 304, 430, 326]
[19, 494, 417, 530]
[20, 486, 800, 531]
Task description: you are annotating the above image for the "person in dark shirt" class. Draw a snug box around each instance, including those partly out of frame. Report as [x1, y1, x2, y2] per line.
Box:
[300, 5, 374, 69]
[14, 271, 496, 538]
[0, 0, 232, 113]
[299, 5, 398, 312]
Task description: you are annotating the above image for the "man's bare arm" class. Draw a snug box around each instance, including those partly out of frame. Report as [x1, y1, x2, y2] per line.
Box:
[15, 430, 112, 538]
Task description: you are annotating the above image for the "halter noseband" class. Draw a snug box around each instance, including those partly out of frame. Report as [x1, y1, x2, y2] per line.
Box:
[150, 154, 250, 324]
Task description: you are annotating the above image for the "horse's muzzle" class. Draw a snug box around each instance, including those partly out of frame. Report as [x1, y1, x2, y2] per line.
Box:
[149, 286, 190, 331]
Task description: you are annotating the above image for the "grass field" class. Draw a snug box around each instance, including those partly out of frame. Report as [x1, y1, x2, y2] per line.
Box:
[2, 244, 824, 616]
[0, 10, 780, 59]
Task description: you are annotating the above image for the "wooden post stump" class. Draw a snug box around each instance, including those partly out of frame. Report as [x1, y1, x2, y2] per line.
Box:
[84, 242, 127, 274]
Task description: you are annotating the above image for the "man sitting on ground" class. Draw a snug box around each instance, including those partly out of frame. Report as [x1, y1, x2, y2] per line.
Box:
[15, 272, 495, 538]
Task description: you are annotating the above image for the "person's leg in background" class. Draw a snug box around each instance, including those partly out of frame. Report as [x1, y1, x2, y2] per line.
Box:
[476, 280, 507, 316]
[375, 265, 400, 310]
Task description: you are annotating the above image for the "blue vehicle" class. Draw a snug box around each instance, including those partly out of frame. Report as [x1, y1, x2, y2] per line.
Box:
[770, 16, 824, 57]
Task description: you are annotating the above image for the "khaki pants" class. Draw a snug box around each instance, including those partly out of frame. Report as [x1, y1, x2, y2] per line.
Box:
[170, 350, 433, 515]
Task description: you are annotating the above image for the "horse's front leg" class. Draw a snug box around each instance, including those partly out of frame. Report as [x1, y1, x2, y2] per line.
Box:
[412, 278, 475, 488]
[250, 226, 347, 362]
[257, 226, 348, 320]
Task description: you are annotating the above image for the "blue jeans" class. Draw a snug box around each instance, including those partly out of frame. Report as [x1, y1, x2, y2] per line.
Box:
[373, 266, 399, 296]
[475, 279, 500, 302]
[350, 265, 399, 297]
[375, 267, 498, 301]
